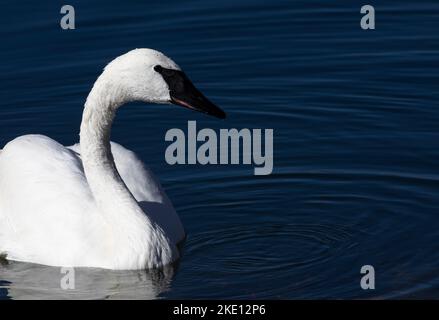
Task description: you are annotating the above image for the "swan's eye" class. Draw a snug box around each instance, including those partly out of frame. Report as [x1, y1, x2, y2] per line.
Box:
[154, 65, 163, 72]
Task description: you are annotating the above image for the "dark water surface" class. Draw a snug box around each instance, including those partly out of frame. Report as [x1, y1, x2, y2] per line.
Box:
[1, 0, 439, 299]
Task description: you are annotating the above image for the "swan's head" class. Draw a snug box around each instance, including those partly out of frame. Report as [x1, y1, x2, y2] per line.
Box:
[102, 49, 226, 119]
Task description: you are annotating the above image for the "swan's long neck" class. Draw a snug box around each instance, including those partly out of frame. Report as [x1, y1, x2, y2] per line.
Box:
[80, 78, 127, 210]
[79, 76, 176, 269]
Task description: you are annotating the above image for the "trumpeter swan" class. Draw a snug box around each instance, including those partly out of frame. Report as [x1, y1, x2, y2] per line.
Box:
[0, 49, 225, 270]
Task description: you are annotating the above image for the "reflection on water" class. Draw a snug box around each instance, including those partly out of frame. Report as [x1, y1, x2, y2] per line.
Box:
[0, 258, 177, 300]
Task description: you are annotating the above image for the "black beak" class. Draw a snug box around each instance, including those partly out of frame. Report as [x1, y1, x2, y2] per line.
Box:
[154, 65, 226, 119]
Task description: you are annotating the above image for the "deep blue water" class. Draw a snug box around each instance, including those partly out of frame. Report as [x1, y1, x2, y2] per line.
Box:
[1, 0, 439, 299]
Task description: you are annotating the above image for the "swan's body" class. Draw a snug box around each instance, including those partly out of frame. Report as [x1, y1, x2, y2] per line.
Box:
[0, 49, 225, 270]
[0, 136, 183, 269]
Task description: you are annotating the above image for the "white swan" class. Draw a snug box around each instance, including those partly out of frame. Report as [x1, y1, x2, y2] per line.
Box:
[0, 49, 225, 270]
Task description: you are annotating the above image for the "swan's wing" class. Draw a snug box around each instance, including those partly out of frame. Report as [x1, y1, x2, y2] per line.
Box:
[0, 135, 100, 264]
[68, 142, 185, 243]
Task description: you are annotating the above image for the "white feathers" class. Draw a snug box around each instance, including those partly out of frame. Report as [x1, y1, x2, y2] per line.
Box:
[100, 48, 181, 104]
[0, 49, 185, 270]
